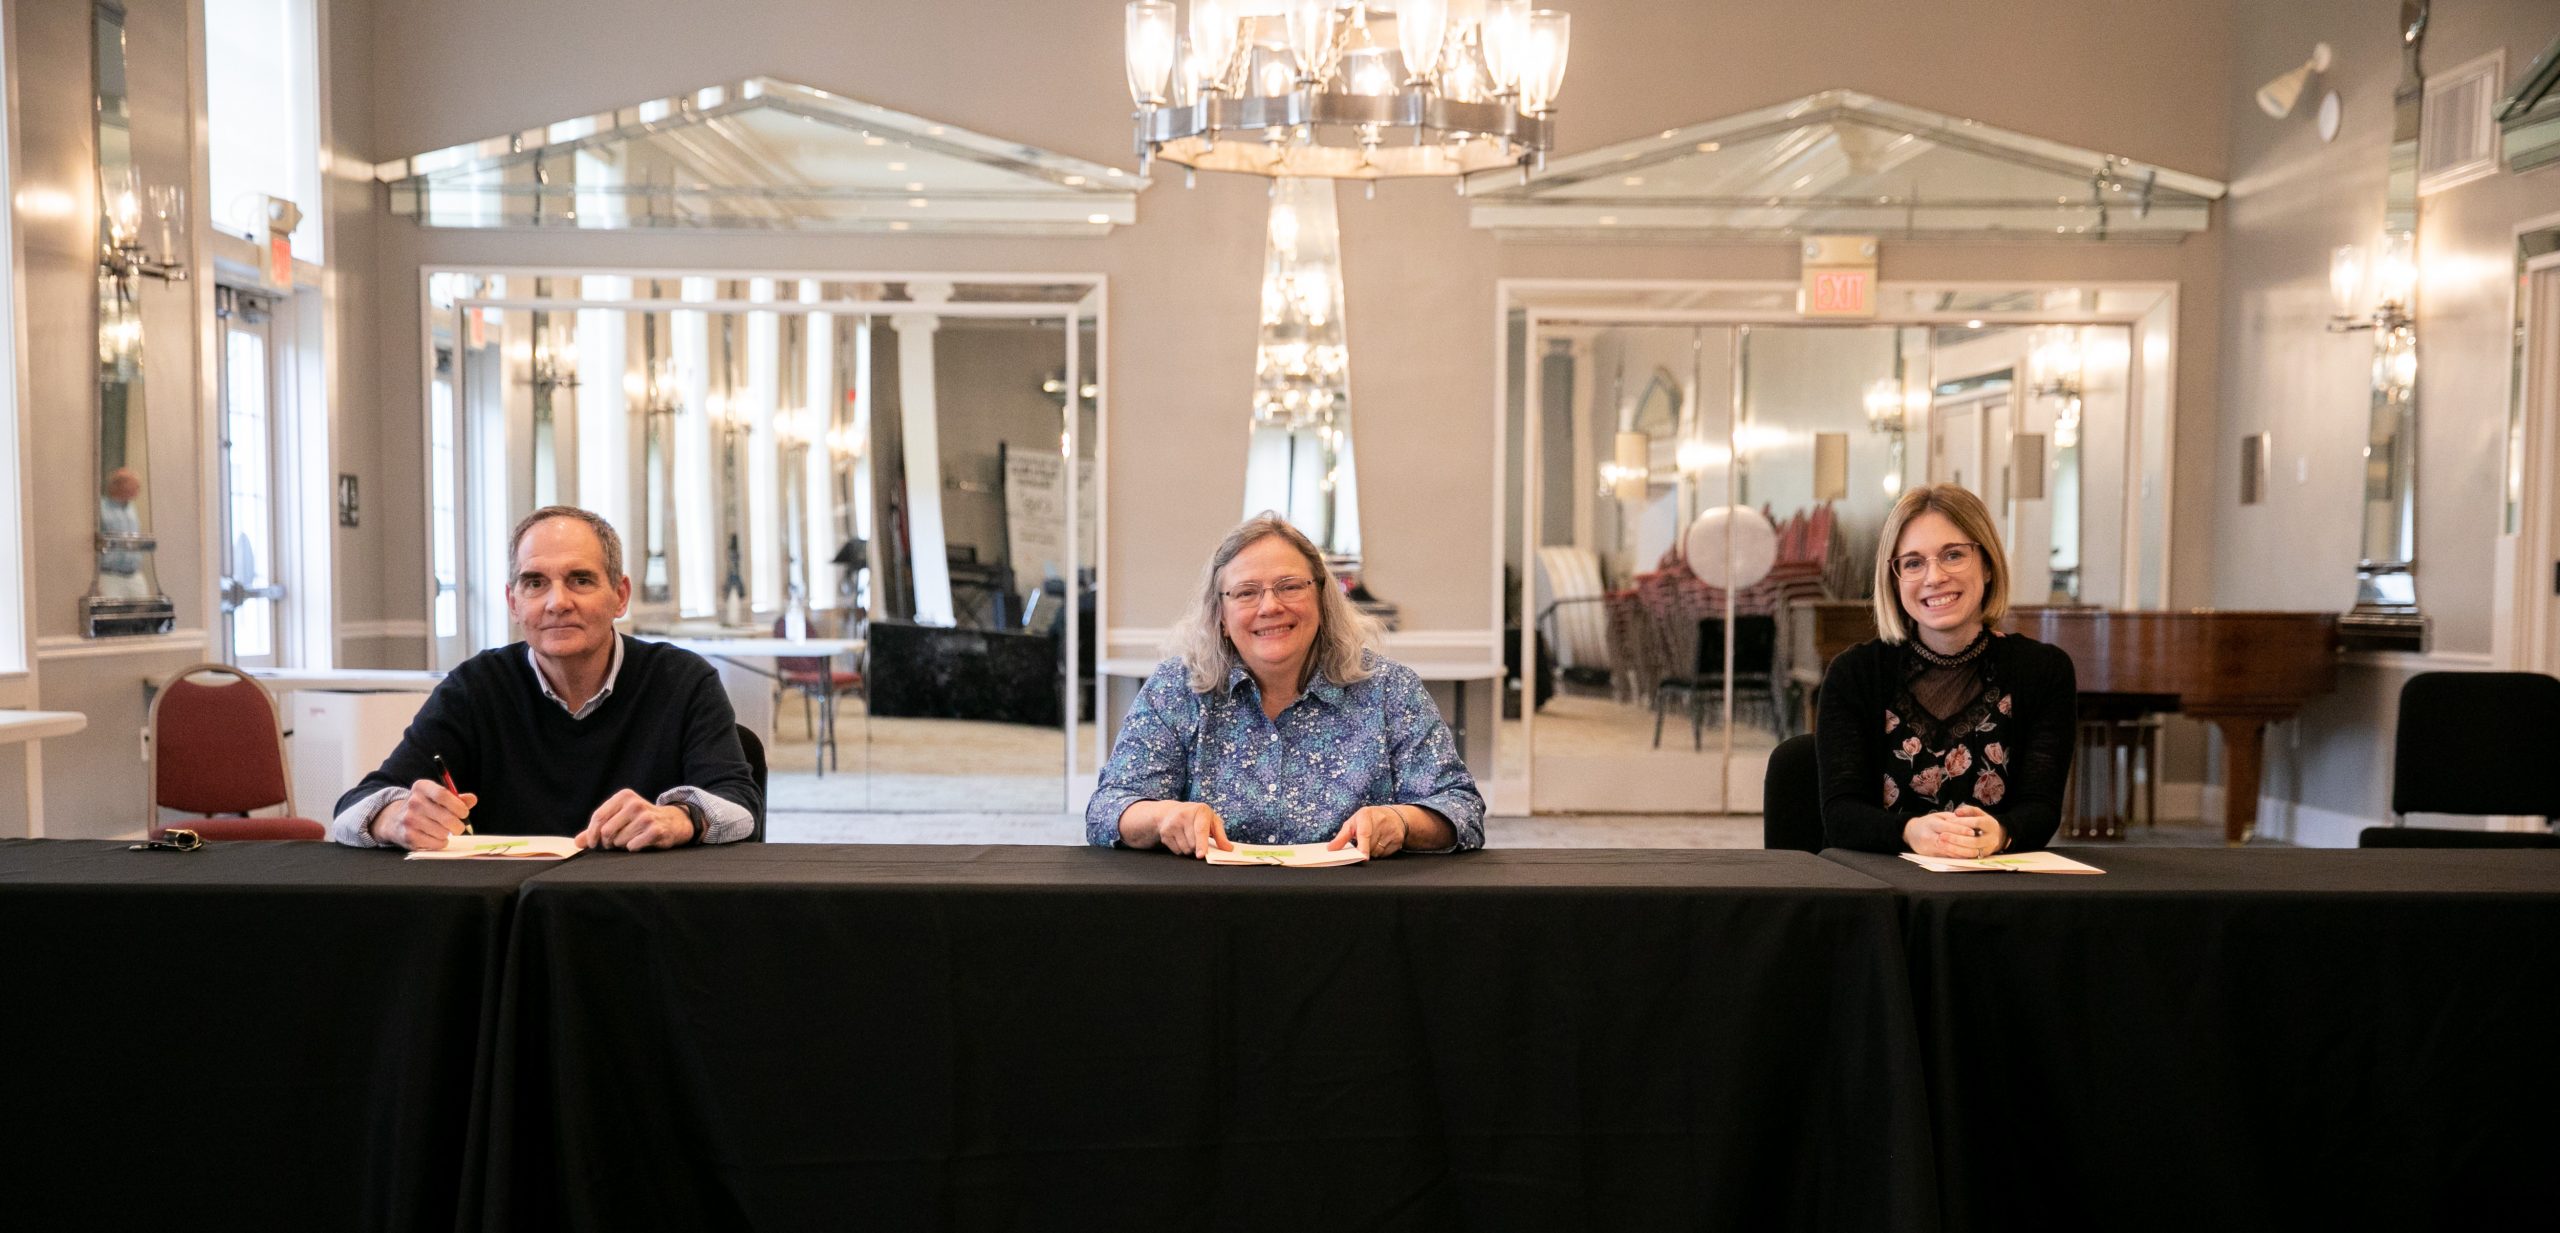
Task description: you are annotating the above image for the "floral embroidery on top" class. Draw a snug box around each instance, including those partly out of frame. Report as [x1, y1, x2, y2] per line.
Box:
[1878, 650, 2017, 813]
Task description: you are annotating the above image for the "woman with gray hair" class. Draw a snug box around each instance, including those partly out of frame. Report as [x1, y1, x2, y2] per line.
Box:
[1086, 514, 1485, 857]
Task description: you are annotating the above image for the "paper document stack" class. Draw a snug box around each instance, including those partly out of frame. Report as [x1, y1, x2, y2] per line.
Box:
[1205, 843, 1369, 868]
[1899, 851, 2104, 874]
[405, 834, 583, 861]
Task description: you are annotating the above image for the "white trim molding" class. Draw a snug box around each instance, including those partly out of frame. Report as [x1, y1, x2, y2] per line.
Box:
[36, 630, 215, 661]
[339, 620, 432, 641]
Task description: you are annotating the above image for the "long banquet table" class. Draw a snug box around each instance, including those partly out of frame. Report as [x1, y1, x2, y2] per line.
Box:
[1826, 847, 2560, 1233]
[6, 838, 2558, 1232]
[481, 845, 1933, 1232]
[0, 838, 548, 1233]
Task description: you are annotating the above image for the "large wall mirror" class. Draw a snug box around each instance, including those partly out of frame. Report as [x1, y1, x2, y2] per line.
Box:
[86, 0, 179, 636]
[426, 272, 1101, 810]
[1501, 282, 2174, 814]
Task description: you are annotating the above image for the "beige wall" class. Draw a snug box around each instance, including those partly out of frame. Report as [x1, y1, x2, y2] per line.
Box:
[348, 0, 2236, 640]
[11, 0, 217, 836]
[16, 0, 2283, 832]
[2214, 0, 2559, 841]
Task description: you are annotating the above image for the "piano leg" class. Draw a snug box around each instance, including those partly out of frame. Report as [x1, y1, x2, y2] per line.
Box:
[2203, 713, 2274, 846]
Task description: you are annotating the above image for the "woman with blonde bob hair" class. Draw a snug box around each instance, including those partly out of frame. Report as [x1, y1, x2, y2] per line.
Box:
[1086, 513, 1485, 858]
[1815, 484, 2076, 857]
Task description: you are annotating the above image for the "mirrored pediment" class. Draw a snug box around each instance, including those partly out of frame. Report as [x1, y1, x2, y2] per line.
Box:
[2501, 30, 2560, 175]
[1469, 90, 2226, 242]
[376, 78, 1144, 234]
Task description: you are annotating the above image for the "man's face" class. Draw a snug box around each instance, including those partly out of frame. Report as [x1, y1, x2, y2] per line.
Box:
[506, 517, 631, 671]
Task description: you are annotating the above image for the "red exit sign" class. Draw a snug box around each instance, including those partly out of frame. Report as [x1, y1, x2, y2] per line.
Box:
[1800, 235, 1880, 318]
[1805, 269, 1873, 316]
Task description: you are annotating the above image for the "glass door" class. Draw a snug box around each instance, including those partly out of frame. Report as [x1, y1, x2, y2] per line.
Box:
[216, 285, 284, 666]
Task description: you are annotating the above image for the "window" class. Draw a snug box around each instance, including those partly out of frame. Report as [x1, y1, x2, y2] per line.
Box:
[206, 0, 322, 258]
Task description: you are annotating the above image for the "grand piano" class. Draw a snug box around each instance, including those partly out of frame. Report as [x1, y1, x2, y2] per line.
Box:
[1788, 603, 2341, 844]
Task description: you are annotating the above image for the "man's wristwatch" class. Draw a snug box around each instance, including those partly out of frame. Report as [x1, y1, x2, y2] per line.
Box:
[679, 800, 707, 845]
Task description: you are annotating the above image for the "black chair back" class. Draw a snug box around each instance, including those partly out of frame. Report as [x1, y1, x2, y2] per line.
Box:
[2391, 672, 2560, 818]
[2358, 826, 2560, 849]
[1763, 733, 1825, 852]
[1691, 615, 1779, 680]
[736, 724, 768, 843]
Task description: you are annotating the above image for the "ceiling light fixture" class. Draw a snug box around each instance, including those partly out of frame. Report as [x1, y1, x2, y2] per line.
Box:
[1126, 0, 1570, 186]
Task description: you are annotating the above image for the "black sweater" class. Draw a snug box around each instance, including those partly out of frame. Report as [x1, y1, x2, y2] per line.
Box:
[1814, 632, 2076, 854]
[336, 637, 762, 837]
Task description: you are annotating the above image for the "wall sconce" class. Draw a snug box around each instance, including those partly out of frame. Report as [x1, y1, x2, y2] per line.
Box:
[774, 408, 817, 451]
[705, 391, 746, 435]
[2257, 43, 2333, 118]
[99, 178, 187, 290]
[1041, 369, 1098, 407]
[1599, 430, 1649, 500]
[633, 358, 683, 418]
[530, 322, 580, 391]
[1864, 378, 1923, 434]
[825, 424, 864, 461]
[2028, 326, 2085, 402]
[2329, 232, 2416, 331]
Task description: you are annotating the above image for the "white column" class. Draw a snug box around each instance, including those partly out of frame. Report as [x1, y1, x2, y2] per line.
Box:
[747, 280, 781, 610]
[892, 285, 954, 625]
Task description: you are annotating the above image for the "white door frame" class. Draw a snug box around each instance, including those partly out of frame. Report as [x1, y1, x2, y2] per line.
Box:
[2500, 215, 2560, 674]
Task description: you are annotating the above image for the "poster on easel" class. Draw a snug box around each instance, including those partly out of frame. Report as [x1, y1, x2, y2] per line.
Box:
[1002, 446, 1097, 592]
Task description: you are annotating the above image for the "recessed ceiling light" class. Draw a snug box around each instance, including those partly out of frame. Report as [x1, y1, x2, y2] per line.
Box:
[1598, 215, 1618, 225]
[1622, 176, 1644, 187]
[1064, 175, 1086, 186]
[1966, 319, 1984, 328]
[905, 182, 924, 192]
[1694, 142, 1720, 153]
[863, 135, 885, 147]
[889, 220, 910, 231]
[908, 197, 929, 208]
[1087, 213, 1110, 225]
[886, 161, 907, 172]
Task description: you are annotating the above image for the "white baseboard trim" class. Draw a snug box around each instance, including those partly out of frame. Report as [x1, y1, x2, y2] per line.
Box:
[36, 629, 213, 660]
[339, 620, 431, 641]
[2341, 648, 2496, 671]
[2154, 781, 2384, 847]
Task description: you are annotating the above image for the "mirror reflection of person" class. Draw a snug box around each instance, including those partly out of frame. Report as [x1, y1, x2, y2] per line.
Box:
[96, 466, 149, 599]
[1086, 513, 1485, 858]
[1816, 484, 2076, 858]
[330, 505, 762, 851]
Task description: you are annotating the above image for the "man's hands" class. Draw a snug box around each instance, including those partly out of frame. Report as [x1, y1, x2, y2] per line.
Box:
[578, 789, 698, 851]
[1904, 805, 2008, 859]
[368, 779, 480, 850]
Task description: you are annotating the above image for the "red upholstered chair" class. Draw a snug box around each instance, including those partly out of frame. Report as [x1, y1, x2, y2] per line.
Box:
[146, 663, 324, 841]
[772, 616, 861, 769]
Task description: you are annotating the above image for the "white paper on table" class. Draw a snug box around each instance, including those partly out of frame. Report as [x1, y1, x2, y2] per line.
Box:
[404, 833, 583, 861]
[1899, 851, 2103, 874]
[1204, 842, 1370, 868]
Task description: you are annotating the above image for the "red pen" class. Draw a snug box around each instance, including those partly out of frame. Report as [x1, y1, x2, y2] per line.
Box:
[433, 754, 473, 835]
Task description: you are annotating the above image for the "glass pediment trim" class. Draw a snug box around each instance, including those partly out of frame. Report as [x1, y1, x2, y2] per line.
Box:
[376, 78, 1145, 234]
[1468, 90, 2226, 242]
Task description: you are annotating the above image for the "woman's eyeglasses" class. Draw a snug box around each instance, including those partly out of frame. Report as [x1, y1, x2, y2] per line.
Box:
[1891, 542, 1982, 580]
[1222, 577, 1317, 606]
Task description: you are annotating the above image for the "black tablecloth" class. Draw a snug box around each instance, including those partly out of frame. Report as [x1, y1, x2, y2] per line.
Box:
[488, 846, 1933, 1233]
[0, 839, 545, 1233]
[1825, 847, 2560, 1233]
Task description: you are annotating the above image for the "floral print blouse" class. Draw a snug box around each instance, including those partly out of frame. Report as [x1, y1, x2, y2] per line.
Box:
[1085, 652, 1487, 850]
[1880, 684, 2017, 814]
[1814, 631, 2078, 854]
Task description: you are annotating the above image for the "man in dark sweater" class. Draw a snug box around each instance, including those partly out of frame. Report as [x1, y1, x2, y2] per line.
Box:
[330, 506, 761, 849]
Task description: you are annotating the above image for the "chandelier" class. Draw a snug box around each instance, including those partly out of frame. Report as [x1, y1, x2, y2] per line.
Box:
[1125, 0, 1571, 183]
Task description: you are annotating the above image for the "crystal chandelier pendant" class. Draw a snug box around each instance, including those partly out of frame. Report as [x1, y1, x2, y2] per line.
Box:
[1132, 0, 1567, 183]
[1244, 177, 1360, 568]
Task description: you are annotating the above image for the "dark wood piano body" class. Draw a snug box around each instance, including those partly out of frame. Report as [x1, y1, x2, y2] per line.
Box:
[2018, 608, 2340, 844]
